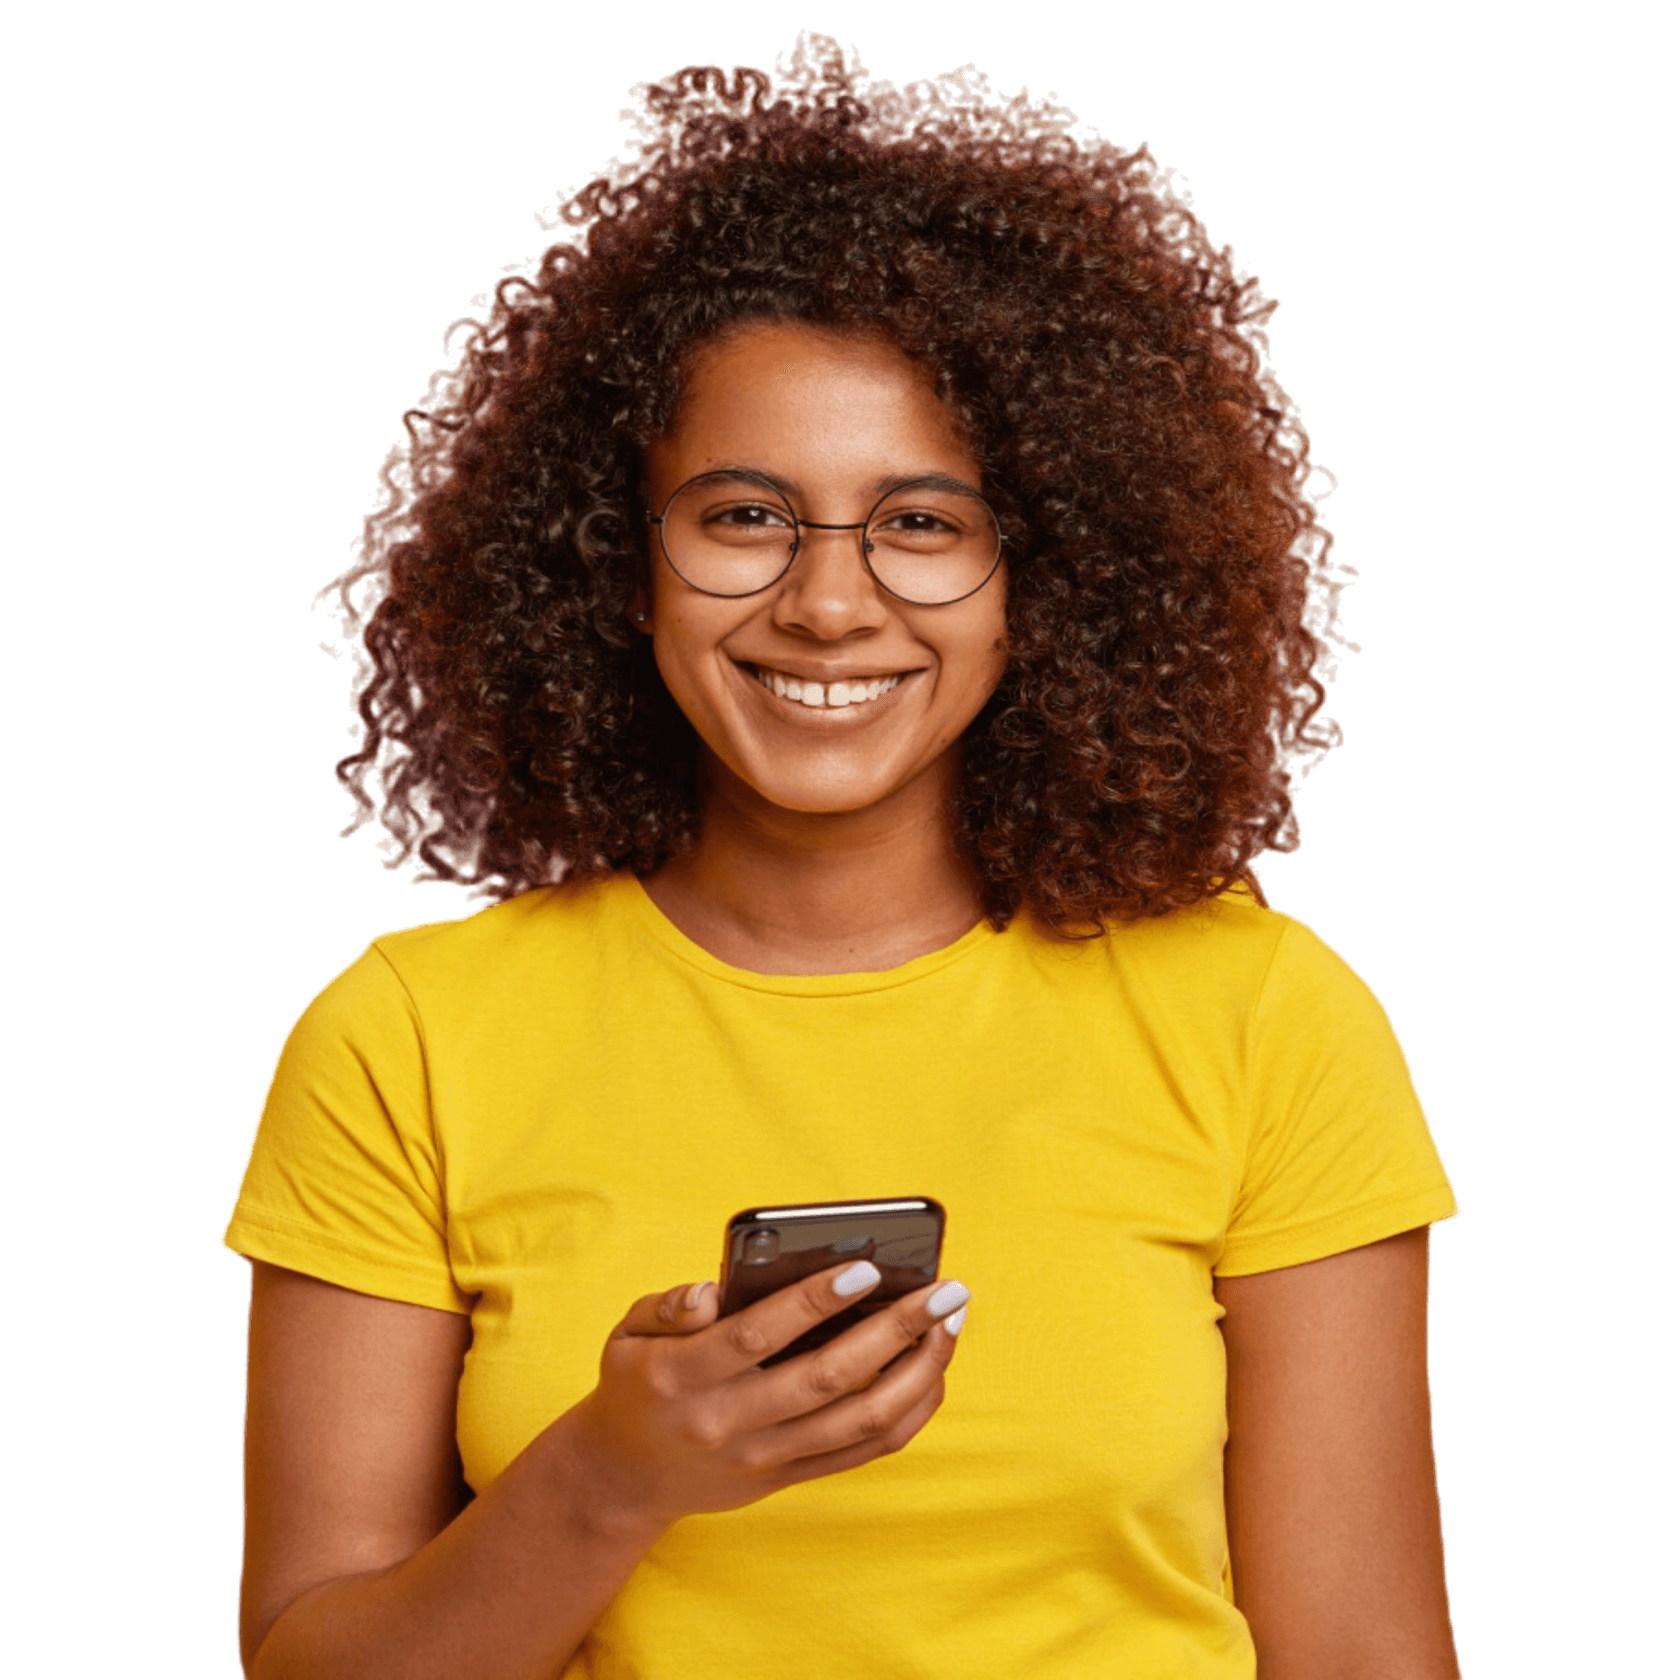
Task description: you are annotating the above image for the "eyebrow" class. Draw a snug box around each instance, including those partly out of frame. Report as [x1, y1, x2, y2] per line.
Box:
[704, 464, 985, 501]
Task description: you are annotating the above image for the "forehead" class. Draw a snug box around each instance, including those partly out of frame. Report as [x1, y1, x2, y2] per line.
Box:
[644, 322, 978, 501]
[680, 322, 935, 406]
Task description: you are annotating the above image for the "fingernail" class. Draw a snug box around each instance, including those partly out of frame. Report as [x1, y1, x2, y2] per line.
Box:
[685, 1281, 712, 1310]
[834, 1261, 882, 1297]
[941, 1304, 967, 1336]
[926, 1279, 969, 1318]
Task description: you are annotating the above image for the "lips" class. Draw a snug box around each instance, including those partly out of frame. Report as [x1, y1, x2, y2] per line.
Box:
[735, 658, 920, 719]
[752, 661, 900, 702]
[742, 655, 913, 682]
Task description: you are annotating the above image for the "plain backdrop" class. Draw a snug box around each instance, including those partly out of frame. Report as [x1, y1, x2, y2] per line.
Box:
[6, 1, 1673, 1672]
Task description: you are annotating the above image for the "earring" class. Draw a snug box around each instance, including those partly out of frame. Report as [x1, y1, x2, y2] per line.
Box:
[633, 610, 647, 623]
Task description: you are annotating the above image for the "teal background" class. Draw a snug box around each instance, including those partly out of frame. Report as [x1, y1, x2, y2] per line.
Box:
[7, 4, 1668, 1675]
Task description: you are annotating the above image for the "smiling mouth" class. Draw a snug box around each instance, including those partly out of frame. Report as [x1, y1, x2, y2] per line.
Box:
[748, 664, 908, 710]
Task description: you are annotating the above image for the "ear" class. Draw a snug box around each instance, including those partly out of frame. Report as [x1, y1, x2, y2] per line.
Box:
[624, 496, 653, 634]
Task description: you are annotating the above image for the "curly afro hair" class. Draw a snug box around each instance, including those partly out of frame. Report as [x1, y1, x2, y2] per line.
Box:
[335, 38, 1345, 934]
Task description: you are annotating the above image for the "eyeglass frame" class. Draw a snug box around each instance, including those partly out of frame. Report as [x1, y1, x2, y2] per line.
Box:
[644, 469, 1006, 607]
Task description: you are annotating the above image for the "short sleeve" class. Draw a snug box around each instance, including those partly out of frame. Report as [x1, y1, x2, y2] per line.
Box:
[1214, 918, 1458, 1277]
[224, 945, 472, 1314]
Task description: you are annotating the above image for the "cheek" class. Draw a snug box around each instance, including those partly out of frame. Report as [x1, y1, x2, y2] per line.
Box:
[649, 627, 703, 713]
[966, 597, 1012, 692]
[647, 598, 740, 716]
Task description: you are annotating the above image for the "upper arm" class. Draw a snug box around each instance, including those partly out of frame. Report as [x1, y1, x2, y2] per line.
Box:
[1213, 1227, 1460, 1679]
[240, 1260, 475, 1673]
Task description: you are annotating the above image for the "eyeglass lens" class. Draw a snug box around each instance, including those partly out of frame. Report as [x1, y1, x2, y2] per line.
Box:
[656, 471, 1001, 605]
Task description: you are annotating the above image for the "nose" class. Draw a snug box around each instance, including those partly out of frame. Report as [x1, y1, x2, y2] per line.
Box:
[769, 521, 889, 640]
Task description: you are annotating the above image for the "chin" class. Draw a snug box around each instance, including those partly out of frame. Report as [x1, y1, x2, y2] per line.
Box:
[750, 779, 900, 817]
[719, 751, 918, 820]
[704, 730, 959, 823]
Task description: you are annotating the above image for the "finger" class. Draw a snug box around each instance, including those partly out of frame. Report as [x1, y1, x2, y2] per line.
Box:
[702, 1270, 967, 1431]
[682, 1260, 885, 1386]
[768, 1328, 956, 1484]
[783, 1275, 966, 1395]
[612, 1279, 721, 1341]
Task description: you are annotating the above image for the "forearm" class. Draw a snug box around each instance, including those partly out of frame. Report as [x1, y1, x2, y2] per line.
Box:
[250, 1406, 665, 1680]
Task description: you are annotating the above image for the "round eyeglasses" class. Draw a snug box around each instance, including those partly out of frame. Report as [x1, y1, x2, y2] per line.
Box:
[647, 471, 1004, 606]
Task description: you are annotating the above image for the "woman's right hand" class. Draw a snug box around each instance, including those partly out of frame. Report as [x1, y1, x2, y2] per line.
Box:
[559, 1263, 969, 1534]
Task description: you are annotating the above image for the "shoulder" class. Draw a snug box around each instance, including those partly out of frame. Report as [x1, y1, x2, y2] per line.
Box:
[371, 878, 584, 966]
[967, 886, 1281, 1071]
[1026, 880, 1294, 1002]
[1122, 884, 1376, 1013]
[1006, 882, 1383, 1047]
[367, 873, 626, 993]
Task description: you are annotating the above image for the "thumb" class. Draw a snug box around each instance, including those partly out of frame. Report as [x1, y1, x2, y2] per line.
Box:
[651, 1276, 712, 1330]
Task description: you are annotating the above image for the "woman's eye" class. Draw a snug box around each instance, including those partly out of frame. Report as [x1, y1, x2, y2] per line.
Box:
[878, 510, 957, 534]
[710, 503, 791, 529]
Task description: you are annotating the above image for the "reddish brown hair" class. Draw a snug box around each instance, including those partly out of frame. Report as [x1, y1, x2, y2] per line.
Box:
[337, 40, 1345, 932]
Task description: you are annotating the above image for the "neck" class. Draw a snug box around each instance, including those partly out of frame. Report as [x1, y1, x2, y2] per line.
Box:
[640, 755, 985, 976]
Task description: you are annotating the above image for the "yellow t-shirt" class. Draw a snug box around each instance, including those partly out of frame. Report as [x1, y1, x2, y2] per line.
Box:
[226, 871, 1456, 1677]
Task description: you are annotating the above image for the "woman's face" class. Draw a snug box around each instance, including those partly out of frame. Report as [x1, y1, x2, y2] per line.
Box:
[639, 322, 1009, 822]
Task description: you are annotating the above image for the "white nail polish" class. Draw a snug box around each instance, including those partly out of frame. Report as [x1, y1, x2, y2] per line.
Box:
[942, 1304, 967, 1336]
[926, 1280, 969, 1318]
[835, 1261, 882, 1297]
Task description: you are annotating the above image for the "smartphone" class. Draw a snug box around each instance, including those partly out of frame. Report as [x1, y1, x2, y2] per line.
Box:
[719, 1197, 946, 1367]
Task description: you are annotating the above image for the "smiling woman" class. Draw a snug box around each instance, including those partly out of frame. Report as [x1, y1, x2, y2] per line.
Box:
[322, 50, 1338, 938]
[225, 38, 1461, 1680]
[635, 324, 1011, 968]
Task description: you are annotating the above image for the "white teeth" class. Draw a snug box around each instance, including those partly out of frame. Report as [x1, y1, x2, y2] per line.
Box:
[753, 668, 903, 708]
